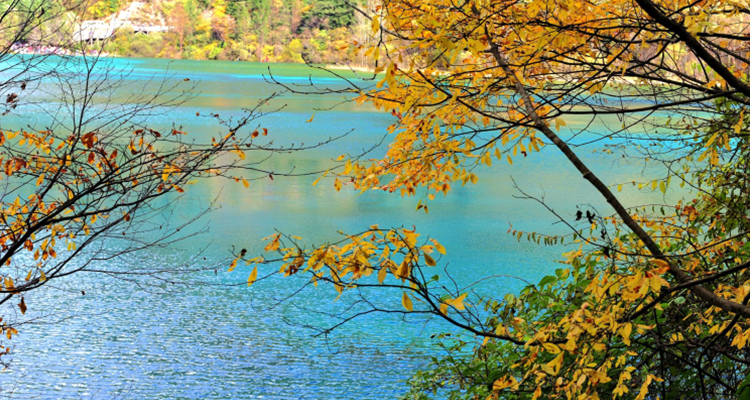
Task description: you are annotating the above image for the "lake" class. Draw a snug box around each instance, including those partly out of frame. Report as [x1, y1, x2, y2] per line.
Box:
[0, 57, 681, 399]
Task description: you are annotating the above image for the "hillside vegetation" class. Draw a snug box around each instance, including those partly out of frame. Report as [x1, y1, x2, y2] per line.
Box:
[80, 0, 373, 64]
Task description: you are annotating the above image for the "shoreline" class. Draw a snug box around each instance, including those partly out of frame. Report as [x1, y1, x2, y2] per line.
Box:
[10, 46, 375, 73]
[10, 43, 111, 58]
[8, 50, 664, 87]
[324, 64, 376, 74]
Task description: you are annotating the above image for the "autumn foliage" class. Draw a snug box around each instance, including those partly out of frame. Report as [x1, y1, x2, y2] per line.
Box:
[238, 0, 750, 398]
[0, 51, 282, 367]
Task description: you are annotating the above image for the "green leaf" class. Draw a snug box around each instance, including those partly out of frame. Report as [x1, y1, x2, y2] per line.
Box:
[538, 275, 556, 287]
[738, 372, 750, 400]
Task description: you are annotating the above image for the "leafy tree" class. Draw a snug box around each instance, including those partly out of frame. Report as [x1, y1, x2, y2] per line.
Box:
[82, 0, 121, 19]
[249, 0, 271, 60]
[227, 0, 251, 45]
[210, 0, 235, 42]
[281, 37, 303, 62]
[0, 1, 306, 369]
[244, 0, 750, 398]
[168, 1, 193, 52]
[298, 0, 354, 32]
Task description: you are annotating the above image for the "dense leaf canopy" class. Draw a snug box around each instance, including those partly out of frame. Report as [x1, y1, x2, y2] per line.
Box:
[242, 0, 750, 398]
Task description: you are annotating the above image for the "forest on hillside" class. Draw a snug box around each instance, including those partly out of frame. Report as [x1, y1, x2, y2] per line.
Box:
[79, 0, 373, 64]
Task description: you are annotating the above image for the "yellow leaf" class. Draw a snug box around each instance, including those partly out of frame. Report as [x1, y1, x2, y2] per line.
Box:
[697, 148, 710, 162]
[397, 260, 410, 279]
[650, 259, 670, 269]
[402, 292, 413, 311]
[229, 258, 238, 272]
[313, 169, 330, 186]
[532, 385, 542, 400]
[378, 266, 387, 284]
[706, 132, 719, 146]
[635, 375, 653, 400]
[710, 149, 719, 165]
[306, 114, 315, 123]
[621, 323, 633, 346]
[554, 117, 567, 131]
[493, 375, 519, 391]
[543, 342, 561, 354]
[242, 178, 250, 188]
[264, 235, 280, 252]
[431, 239, 446, 254]
[545, 352, 564, 375]
[424, 253, 436, 266]
[451, 293, 467, 311]
[247, 266, 258, 286]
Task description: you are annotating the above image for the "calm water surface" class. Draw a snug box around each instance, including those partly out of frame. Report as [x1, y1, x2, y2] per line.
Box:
[0, 57, 681, 399]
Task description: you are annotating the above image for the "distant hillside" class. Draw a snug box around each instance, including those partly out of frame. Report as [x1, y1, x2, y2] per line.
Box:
[75, 0, 374, 65]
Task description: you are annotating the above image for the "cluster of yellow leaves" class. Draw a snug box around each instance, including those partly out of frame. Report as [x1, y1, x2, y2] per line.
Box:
[338, 0, 750, 204]
[0, 123, 250, 329]
[481, 190, 750, 399]
[482, 255, 671, 399]
[0, 130, 85, 276]
[236, 201, 720, 400]
[233, 227, 448, 302]
[239, 218, 692, 399]
[337, 121, 544, 202]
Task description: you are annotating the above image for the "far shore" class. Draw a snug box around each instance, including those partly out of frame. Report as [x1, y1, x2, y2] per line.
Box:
[9, 48, 661, 86]
[324, 64, 376, 74]
[10, 45, 378, 74]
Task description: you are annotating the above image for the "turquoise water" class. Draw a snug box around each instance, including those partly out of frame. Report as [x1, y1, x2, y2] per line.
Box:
[0, 57, 680, 399]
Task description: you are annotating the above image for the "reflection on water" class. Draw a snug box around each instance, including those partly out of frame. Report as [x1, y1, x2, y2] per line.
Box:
[0, 57, 682, 399]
